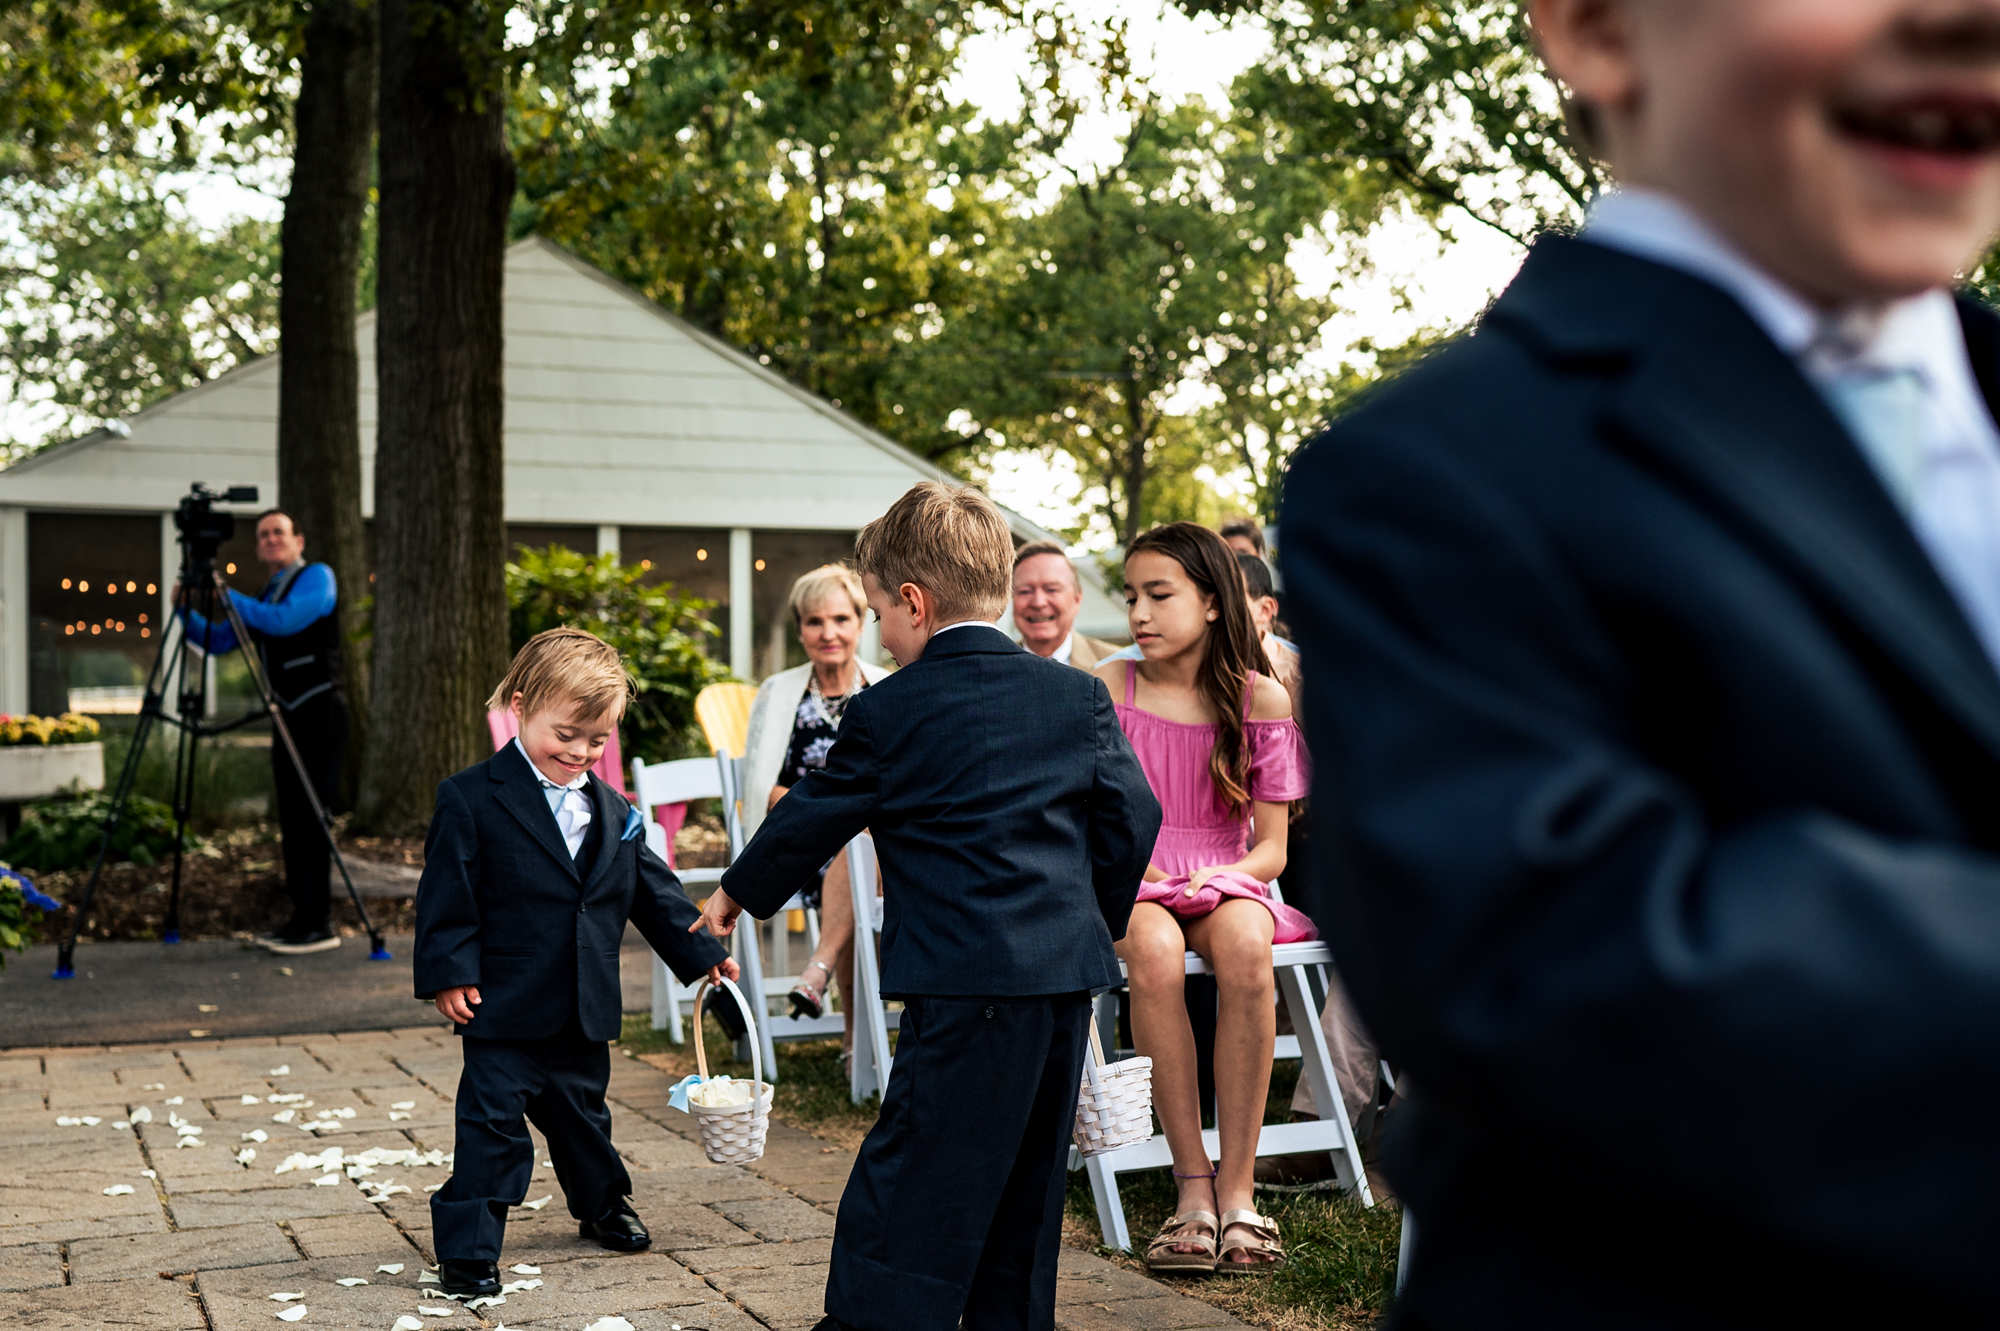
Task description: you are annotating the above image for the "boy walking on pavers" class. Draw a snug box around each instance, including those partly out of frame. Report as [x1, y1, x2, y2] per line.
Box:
[415, 627, 737, 1300]
[694, 481, 1161, 1331]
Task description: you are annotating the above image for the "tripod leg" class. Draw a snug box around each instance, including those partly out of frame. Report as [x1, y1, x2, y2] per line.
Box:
[215, 577, 390, 960]
[55, 614, 188, 979]
[161, 712, 198, 945]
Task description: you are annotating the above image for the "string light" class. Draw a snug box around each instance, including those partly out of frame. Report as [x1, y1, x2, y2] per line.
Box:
[146, 583, 156, 594]
[106, 583, 116, 595]
[755, 559, 766, 570]
[78, 580, 89, 592]
[641, 559, 653, 570]
[89, 625, 100, 635]
[696, 549, 708, 560]
[60, 578, 71, 589]
[64, 626, 73, 636]
[225, 563, 236, 575]
[140, 628, 150, 638]
[125, 581, 135, 592]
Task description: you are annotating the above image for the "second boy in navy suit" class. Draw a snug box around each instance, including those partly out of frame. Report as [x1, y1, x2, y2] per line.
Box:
[697, 483, 1161, 1331]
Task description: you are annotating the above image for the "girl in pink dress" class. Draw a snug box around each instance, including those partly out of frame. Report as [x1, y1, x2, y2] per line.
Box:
[1095, 522, 1310, 1275]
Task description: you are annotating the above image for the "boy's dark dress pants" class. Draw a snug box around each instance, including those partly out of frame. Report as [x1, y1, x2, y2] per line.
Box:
[431, 1013, 630, 1260]
[825, 992, 1090, 1331]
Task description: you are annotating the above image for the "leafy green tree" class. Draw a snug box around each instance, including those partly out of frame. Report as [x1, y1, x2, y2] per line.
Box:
[935, 99, 1340, 543]
[506, 546, 733, 762]
[0, 165, 280, 448]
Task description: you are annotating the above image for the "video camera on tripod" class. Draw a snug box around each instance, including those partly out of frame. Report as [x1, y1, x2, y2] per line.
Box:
[51, 483, 389, 979]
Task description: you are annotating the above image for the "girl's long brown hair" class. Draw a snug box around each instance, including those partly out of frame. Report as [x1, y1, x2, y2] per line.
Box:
[1126, 523, 1275, 813]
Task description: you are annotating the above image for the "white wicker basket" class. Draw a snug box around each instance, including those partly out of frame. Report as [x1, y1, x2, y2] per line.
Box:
[1073, 1019, 1153, 1157]
[687, 977, 774, 1165]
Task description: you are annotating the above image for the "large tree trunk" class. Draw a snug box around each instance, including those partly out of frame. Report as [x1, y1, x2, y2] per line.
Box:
[356, 0, 512, 832]
[277, 0, 376, 807]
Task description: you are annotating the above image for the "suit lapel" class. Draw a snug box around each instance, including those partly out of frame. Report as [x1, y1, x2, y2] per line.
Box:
[1521, 245, 2000, 763]
[581, 776, 626, 895]
[491, 748, 581, 881]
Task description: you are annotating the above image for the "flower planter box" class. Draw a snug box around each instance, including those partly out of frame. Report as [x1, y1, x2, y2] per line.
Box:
[0, 743, 105, 802]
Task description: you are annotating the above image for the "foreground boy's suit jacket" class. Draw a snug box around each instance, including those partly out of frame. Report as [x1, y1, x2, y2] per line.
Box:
[1286, 237, 2000, 1326]
[413, 741, 725, 1040]
[723, 623, 1161, 997]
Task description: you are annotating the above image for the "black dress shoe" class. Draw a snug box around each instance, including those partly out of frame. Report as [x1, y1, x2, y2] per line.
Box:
[437, 1259, 500, 1298]
[579, 1203, 651, 1251]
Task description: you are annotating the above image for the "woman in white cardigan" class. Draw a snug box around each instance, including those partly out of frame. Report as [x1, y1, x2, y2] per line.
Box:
[739, 564, 890, 1055]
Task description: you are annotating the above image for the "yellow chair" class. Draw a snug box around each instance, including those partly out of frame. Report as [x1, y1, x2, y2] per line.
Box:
[694, 681, 758, 759]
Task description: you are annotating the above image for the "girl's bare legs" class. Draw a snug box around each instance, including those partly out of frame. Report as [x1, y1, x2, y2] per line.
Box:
[1117, 901, 1216, 1250]
[1184, 898, 1278, 1265]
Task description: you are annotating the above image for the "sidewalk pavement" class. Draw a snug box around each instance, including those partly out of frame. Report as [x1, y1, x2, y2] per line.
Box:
[0, 1025, 1247, 1330]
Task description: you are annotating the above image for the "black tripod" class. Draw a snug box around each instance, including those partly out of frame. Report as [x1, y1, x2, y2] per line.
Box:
[53, 488, 387, 978]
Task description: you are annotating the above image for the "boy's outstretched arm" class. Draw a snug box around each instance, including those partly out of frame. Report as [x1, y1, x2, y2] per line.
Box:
[698, 700, 882, 936]
[413, 782, 483, 1006]
[629, 835, 737, 986]
[1087, 679, 1161, 941]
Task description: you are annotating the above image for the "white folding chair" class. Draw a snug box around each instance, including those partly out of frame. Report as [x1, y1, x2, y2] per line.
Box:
[1081, 883, 1374, 1252]
[631, 754, 729, 1044]
[843, 833, 893, 1104]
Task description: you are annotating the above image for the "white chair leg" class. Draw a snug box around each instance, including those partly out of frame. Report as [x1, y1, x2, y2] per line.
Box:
[734, 911, 780, 1080]
[650, 951, 684, 1042]
[1397, 1209, 1415, 1293]
[1086, 1152, 1133, 1253]
[846, 837, 894, 1106]
[1277, 962, 1372, 1205]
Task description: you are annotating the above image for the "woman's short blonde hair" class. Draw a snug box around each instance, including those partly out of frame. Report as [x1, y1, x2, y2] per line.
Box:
[789, 564, 867, 626]
[853, 481, 1012, 622]
[486, 626, 631, 722]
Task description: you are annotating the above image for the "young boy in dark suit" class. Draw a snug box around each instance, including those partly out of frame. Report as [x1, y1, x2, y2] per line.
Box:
[695, 482, 1161, 1331]
[1285, 3, 2000, 1325]
[415, 627, 737, 1299]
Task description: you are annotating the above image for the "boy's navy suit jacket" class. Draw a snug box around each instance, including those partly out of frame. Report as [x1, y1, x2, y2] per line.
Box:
[412, 741, 725, 1042]
[721, 623, 1160, 997]
[1285, 235, 2000, 1324]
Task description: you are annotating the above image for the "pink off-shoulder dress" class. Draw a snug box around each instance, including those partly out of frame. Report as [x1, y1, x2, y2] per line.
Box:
[1114, 662, 1318, 943]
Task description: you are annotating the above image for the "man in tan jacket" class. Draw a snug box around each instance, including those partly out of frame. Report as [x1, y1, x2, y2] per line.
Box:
[1011, 540, 1119, 671]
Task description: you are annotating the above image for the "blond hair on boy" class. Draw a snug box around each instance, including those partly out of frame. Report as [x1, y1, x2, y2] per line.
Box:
[486, 626, 631, 721]
[853, 481, 1013, 622]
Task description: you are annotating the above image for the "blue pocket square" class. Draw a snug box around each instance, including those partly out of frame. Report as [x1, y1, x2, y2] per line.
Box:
[621, 807, 645, 842]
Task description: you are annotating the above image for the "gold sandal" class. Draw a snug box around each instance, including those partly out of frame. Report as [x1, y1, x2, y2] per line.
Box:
[1144, 1209, 1218, 1274]
[1216, 1208, 1285, 1273]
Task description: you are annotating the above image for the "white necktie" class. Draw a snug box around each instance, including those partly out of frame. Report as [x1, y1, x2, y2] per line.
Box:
[551, 784, 591, 857]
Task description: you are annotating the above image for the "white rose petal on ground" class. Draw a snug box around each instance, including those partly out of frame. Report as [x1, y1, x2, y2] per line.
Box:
[163, 1096, 183, 1105]
[393, 1319, 424, 1331]
[583, 1318, 636, 1331]
[129, 1107, 153, 1124]
[270, 1292, 305, 1302]
[312, 1173, 343, 1187]
[175, 1137, 203, 1149]
[273, 1110, 297, 1124]
[335, 1278, 369, 1287]
[101, 1185, 135, 1196]
[417, 1306, 455, 1317]
[276, 1306, 308, 1323]
[418, 1271, 440, 1285]
[241, 1094, 261, 1105]
[55, 1117, 79, 1126]
[423, 1184, 442, 1192]
[243, 1130, 269, 1143]
[517, 1195, 552, 1211]
[142, 1083, 165, 1090]
[388, 1112, 412, 1122]
[79, 1116, 101, 1126]
[112, 1121, 129, 1130]
[390, 1101, 415, 1110]
[505, 1264, 539, 1276]
[139, 1169, 156, 1179]
[465, 1295, 505, 1311]
[237, 1149, 257, 1165]
[499, 1279, 542, 1294]
[270, 1065, 290, 1076]
[376, 1263, 405, 1275]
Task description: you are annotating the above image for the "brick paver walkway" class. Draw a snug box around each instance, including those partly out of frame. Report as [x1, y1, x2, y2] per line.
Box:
[0, 1026, 1244, 1330]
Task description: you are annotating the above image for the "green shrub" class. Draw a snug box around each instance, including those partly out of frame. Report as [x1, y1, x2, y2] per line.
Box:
[4, 785, 204, 872]
[506, 545, 735, 762]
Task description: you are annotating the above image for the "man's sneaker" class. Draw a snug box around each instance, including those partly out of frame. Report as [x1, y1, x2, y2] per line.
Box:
[265, 928, 341, 955]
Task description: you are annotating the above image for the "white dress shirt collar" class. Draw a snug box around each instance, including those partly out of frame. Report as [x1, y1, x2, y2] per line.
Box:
[1049, 631, 1075, 666]
[513, 737, 593, 858]
[931, 619, 999, 639]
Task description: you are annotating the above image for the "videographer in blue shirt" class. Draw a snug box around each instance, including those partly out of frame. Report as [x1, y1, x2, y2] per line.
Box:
[179, 508, 348, 955]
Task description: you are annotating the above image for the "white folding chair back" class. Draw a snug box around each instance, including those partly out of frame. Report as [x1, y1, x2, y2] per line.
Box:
[633, 755, 730, 1044]
[844, 833, 894, 1104]
[1081, 880, 1374, 1252]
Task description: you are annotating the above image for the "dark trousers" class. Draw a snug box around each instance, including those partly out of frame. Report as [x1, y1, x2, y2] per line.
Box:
[825, 992, 1089, 1331]
[432, 1014, 632, 1261]
[272, 694, 344, 932]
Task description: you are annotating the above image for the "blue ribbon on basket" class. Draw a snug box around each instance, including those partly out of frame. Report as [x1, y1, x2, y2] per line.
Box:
[666, 1074, 706, 1112]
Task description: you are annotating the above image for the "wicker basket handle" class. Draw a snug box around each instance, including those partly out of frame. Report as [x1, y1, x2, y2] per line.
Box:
[689, 975, 764, 1091]
[1084, 1014, 1108, 1090]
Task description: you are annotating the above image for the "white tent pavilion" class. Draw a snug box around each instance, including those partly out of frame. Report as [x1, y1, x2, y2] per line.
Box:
[0, 237, 1125, 715]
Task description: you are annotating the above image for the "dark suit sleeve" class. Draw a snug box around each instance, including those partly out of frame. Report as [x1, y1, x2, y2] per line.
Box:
[412, 780, 481, 1000]
[628, 837, 728, 982]
[1286, 421, 2000, 1285]
[1086, 677, 1159, 941]
[721, 696, 882, 919]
